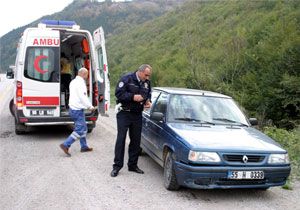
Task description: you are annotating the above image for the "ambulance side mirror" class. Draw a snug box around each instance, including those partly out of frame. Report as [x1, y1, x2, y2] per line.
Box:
[6, 68, 14, 79]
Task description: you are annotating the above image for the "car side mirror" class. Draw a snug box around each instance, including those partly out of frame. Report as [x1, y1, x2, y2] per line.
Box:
[249, 118, 258, 126]
[150, 112, 164, 122]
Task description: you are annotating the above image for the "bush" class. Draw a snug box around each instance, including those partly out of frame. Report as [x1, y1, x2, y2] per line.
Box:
[264, 127, 300, 181]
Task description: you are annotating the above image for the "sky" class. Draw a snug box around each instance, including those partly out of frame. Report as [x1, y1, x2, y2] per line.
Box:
[0, 0, 74, 37]
[0, 0, 130, 38]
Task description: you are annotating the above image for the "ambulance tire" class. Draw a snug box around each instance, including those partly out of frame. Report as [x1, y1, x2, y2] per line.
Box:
[15, 118, 27, 135]
[9, 99, 15, 117]
[87, 125, 94, 133]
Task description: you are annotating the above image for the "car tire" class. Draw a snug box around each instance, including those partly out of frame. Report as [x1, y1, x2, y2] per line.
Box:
[15, 118, 27, 135]
[163, 151, 179, 190]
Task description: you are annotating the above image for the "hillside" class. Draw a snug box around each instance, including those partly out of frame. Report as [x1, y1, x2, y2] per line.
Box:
[0, 0, 299, 129]
[107, 0, 299, 129]
[0, 0, 185, 72]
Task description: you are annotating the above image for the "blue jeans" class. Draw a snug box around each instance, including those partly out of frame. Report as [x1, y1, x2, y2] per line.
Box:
[63, 109, 89, 149]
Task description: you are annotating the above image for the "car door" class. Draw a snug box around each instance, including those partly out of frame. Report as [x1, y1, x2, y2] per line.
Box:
[142, 90, 161, 155]
[147, 92, 169, 161]
[93, 27, 110, 115]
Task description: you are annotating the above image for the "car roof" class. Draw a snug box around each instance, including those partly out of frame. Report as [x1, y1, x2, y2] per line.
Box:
[153, 87, 231, 99]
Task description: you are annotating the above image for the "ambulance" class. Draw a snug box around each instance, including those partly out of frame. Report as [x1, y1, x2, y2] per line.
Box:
[6, 20, 110, 134]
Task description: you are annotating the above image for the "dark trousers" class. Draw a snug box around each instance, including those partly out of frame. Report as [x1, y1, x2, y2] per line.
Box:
[113, 111, 142, 170]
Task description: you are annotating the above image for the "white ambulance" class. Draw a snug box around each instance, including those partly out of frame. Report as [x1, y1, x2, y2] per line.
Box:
[6, 20, 110, 134]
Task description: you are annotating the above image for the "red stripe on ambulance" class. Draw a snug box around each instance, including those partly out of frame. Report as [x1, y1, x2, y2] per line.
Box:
[23, 97, 59, 106]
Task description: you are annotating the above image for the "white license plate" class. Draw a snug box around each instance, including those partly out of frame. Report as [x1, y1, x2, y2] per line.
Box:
[30, 109, 54, 116]
[228, 171, 264, 179]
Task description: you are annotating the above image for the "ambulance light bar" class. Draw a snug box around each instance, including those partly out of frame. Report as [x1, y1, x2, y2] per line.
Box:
[38, 20, 80, 30]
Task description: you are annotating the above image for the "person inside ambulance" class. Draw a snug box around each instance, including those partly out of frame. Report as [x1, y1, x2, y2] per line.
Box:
[60, 53, 73, 106]
[60, 53, 73, 84]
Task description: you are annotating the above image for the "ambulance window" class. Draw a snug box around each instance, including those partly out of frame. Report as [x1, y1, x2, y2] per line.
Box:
[96, 48, 104, 79]
[24, 47, 59, 82]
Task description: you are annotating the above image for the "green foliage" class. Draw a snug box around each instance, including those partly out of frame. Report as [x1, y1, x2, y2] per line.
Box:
[264, 127, 300, 180]
[107, 0, 299, 129]
[1, 0, 299, 130]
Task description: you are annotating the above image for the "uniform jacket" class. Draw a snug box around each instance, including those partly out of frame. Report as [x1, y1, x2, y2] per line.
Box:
[115, 71, 151, 113]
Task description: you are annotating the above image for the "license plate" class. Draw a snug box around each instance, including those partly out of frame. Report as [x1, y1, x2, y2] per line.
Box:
[228, 171, 264, 179]
[30, 109, 54, 116]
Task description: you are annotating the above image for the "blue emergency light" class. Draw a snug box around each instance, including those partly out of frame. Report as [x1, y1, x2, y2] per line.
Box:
[40, 20, 78, 28]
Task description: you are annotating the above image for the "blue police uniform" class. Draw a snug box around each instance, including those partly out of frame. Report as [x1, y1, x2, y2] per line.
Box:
[113, 71, 151, 171]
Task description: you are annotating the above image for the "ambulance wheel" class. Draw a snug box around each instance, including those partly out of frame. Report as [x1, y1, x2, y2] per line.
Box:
[9, 99, 15, 117]
[87, 125, 94, 133]
[15, 118, 27, 135]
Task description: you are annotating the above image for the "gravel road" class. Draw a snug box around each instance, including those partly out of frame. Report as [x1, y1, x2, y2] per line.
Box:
[0, 77, 299, 210]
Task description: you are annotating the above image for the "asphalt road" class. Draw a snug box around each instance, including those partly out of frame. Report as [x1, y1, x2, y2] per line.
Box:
[0, 75, 299, 210]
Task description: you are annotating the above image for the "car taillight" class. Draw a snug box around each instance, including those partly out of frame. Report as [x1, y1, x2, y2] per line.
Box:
[16, 81, 23, 107]
[93, 83, 98, 106]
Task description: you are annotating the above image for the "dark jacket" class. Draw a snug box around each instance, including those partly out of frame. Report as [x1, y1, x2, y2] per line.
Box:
[115, 71, 151, 113]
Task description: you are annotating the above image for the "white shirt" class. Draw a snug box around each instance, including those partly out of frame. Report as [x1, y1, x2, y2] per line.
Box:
[68, 76, 93, 110]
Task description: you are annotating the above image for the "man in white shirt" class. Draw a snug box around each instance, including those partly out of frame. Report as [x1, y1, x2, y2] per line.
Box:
[60, 68, 95, 156]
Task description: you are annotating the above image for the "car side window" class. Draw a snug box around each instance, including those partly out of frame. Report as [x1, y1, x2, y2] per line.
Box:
[152, 92, 168, 114]
[144, 90, 160, 114]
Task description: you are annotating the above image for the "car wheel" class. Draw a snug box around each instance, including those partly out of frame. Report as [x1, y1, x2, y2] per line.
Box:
[15, 118, 27, 135]
[163, 151, 179, 190]
[9, 99, 15, 116]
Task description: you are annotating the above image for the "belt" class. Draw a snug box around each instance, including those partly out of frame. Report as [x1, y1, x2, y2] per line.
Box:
[121, 108, 130, 112]
[121, 108, 142, 113]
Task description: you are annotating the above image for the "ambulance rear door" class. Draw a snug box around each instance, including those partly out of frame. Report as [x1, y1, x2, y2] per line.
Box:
[21, 29, 61, 118]
[93, 27, 110, 115]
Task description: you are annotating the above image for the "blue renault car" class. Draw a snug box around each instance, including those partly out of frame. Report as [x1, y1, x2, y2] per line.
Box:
[141, 87, 291, 190]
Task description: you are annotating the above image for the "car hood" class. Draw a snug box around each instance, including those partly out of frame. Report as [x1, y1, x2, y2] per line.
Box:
[168, 123, 285, 152]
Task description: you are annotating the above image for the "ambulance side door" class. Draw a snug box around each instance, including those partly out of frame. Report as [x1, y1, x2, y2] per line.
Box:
[93, 27, 110, 115]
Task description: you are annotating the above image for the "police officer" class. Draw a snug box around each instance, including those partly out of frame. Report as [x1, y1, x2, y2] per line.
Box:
[111, 64, 152, 177]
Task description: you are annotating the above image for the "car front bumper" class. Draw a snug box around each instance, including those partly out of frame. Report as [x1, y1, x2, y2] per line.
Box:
[174, 161, 291, 189]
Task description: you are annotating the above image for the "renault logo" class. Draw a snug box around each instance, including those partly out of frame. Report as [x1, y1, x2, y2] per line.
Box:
[242, 155, 248, 163]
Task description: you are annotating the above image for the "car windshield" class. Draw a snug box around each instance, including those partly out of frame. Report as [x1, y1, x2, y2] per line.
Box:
[167, 94, 249, 126]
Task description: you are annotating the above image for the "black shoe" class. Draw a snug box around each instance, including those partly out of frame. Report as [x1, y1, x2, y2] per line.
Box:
[128, 167, 144, 174]
[81, 147, 93, 152]
[110, 169, 119, 177]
